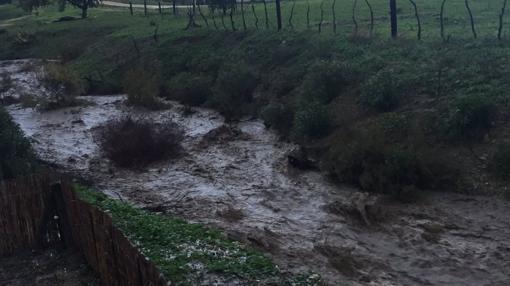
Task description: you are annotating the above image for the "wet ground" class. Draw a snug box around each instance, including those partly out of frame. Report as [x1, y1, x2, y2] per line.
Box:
[3, 60, 510, 286]
[0, 248, 98, 286]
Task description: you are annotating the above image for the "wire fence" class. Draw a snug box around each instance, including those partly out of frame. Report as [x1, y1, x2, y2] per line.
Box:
[115, 0, 510, 40]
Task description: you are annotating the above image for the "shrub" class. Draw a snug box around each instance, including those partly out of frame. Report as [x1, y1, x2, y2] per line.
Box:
[37, 63, 86, 110]
[124, 67, 163, 110]
[291, 100, 332, 140]
[379, 112, 409, 138]
[162, 72, 213, 107]
[300, 60, 358, 104]
[40, 62, 83, 95]
[442, 94, 496, 140]
[263, 66, 306, 98]
[260, 102, 294, 136]
[98, 117, 183, 168]
[359, 69, 403, 112]
[210, 64, 258, 118]
[326, 128, 459, 198]
[490, 144, 510, 180]
[0, 107, 36, 180]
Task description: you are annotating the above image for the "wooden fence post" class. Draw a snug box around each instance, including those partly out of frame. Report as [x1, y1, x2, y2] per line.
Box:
[275, 0, 282, 30]
[390, 0, 397, 38]
[52, 182, 74, 249]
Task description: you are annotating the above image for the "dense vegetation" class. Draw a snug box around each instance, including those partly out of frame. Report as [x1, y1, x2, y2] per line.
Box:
[1, 3, 509, 197]
[75, 186, 322, 285]
[0, 106, 37, 180]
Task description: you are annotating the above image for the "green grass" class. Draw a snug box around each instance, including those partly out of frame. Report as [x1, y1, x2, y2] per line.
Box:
[76, 186, 322, 285]
[85, 0, 510, 40]
[4, 0, 508, 40]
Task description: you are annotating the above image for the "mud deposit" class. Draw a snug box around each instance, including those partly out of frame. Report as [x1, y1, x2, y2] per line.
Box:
[0, 248, 98, 286]
[3, 60, 510, 286]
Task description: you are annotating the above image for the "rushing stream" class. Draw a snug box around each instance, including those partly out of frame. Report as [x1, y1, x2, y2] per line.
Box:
[2, 60, 510, 286]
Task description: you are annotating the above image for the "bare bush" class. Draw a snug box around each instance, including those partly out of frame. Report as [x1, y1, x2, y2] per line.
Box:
[98, 117, 184, 168]
[123, 66, 163, 110]
[37, 63, 86, 110]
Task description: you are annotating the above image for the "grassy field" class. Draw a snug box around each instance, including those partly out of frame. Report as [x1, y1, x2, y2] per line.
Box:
[2, 0, 510, 39]
[98, 0, 510, 39]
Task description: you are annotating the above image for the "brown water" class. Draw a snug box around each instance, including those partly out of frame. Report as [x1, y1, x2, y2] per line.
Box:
[3, 60, 510, 286]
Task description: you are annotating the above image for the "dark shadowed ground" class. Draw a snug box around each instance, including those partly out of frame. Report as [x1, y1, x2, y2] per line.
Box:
[0, 248, 98, 286]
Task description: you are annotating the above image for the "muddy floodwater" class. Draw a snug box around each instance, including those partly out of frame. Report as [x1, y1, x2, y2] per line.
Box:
[3, 60, 510, 286]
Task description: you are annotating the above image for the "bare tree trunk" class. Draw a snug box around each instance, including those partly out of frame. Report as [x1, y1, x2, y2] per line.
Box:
[408, 0, 421, 40]
[241, 0, 247, 30]
[173, 0, 176, 15]
[364, 0, 374, 36]
[252, 4, 259, 29]
[221, 12, 227, 30]
[81, 6, 88, 18]
[498, 0, 508, 40]
[332, 0, 337, 34]
[440, 0, 447, 40]
[275, 0, 282, 30]
[198, 3, 209, 27]
[143, 0, 147, 16]
[319, 0, 324, 33]
[185, 8, 198, 30]
[288, 0, 296, 30]
[153, 25, 159, 42]
[230, 6, 236, 31]
[129, 1, 133, 15]
[263, 0, 269, 29]
[390, 0, 397, 38]
[131, 36, 140, 58]
[158, 1, 162, 15]
[465, 0, 477, 39]
[306, 0, 311, 29]
[352, 0, 358, 35]
[211, 11, 219, 30]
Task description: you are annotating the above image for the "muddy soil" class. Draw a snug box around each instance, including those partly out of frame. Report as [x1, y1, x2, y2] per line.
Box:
[0, 248, 98, 286]
[3, 60, 510, 286]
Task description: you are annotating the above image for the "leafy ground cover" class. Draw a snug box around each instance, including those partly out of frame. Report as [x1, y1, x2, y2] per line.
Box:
[75, 186, 322, 285]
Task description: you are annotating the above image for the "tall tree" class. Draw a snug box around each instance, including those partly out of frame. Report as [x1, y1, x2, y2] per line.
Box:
[67, 0, 100, 18]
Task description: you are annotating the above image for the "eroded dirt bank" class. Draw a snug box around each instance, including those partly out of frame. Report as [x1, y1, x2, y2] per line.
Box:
[3, 60, 510, 286]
